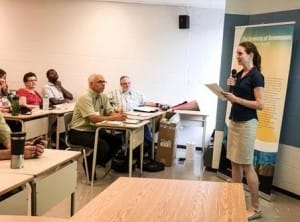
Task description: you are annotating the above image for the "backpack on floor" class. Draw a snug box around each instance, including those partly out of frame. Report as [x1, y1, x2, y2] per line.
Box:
[111, 150, 136, 173]
[143, 160, 165, 172]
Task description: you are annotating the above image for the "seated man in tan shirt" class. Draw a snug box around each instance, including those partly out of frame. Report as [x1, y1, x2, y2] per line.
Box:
[69, 73, 126, 180]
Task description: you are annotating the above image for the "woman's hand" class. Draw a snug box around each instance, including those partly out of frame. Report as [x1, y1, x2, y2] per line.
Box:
[221, 92, 239, 103]
[227, 76, 236, 87]
[0, 106, 10, 113]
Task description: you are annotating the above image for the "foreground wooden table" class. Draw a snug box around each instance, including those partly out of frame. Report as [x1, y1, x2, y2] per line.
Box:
[72, 177, 247, 222]
[0, 215, 68, 222]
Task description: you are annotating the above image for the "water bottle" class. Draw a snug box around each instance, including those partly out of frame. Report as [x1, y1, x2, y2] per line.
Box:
[11, 95, 20, 116]
[43, 95, 49, 111]
[185, 141, 195, 161]
[10, 132, 26, 169]
[7, 92, 14, 104]
[2, 96, 10, 107]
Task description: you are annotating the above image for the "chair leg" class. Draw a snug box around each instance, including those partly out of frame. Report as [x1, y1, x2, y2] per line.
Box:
[82, 149, 90, 182]
[101, 160, 112, 179]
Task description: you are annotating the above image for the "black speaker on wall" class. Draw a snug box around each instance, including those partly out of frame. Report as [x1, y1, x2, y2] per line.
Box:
[179, 15, 190, 29]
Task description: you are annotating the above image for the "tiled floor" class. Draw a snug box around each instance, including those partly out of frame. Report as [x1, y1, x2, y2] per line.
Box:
[44, 149, 300, 221]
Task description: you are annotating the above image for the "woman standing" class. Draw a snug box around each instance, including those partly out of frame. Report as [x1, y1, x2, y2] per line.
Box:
[222, 41, 264, 220]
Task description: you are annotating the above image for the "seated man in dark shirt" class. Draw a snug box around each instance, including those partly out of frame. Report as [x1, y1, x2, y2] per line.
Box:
[43, 69, 73, 105]
[43, 69, 74, 148]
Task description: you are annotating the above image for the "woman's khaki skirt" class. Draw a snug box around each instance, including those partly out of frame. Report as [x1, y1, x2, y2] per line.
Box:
[226, 119, 257, 164]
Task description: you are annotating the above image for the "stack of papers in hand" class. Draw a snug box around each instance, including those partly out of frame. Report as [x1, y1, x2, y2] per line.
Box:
[133, 106, 158, 113]
[205, 83, 227, 101]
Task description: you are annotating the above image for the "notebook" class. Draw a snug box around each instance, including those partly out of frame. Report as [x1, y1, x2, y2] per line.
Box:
[123, 119, 141, 124]
[133, 106, 159, 113]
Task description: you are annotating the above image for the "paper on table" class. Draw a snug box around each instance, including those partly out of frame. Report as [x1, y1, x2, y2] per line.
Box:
[133, 106, 158, 113]
[205, 83, 227, 101]
[100, 121, 123, 125]
[126, 111, 151, 117]
[123, 119, 140, 124]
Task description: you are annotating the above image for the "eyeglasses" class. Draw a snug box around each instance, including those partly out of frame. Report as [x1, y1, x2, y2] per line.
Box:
[95, 80, 107, 84]
[121, 82, 131, 85]
[26, 79, 37, 82]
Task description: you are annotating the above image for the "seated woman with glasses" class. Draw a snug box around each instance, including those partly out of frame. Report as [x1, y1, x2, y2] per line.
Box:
[17, 72, 42, 110]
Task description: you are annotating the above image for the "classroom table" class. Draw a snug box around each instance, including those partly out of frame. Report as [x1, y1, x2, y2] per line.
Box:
[49, 103, 75, 149]
[126, 110, 164, 159]
[91, 120, 150, 186]
[72, 177, 247, 222]
[0, 149, 80, 216]
[0, 215, 68, 222]
[0, 173, 33, 215]
[127, 110, 208, 157]
[174, 110, 208, 149]
[4, 103, 75, 148]
[4, 109, 50, 140]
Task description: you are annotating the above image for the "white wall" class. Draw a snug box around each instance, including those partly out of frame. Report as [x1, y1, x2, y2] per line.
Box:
[0, 0, 225, 146]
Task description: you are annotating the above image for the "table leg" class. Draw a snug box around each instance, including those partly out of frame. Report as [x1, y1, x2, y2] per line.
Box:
[202, 117, 207, 150]
[129, 130, 133, 177]
[56, 116, 60, 149]
[71, 192, 75, 216]
[29, 180, 37, 216]
[151, 118, 156, 160]
[140, 143, 143, 176]
[91, 128, 101, 186]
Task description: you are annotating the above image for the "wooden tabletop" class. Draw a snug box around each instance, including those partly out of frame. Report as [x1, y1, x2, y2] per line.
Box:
[72, 177, 247, 222]
[49, 103, 75, 115]
[174, 110, 208, 116]
[0, 173, 33, 196]
[3, 103, 75, 119]
[126, 110, 164, 120]
[3, 109, 51, 120]
[0, 215, 68, 222]
[0, 149, 80, 177]
[95, 120, 150, 130]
